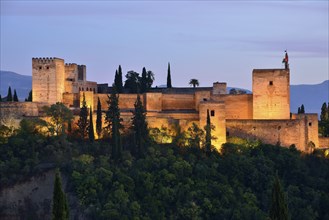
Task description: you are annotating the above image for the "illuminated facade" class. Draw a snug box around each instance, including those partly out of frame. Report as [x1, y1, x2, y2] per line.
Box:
[0, 57, 321, 152]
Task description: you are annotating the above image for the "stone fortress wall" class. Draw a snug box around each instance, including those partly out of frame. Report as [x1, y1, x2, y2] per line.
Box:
[0, 57, 323, 152]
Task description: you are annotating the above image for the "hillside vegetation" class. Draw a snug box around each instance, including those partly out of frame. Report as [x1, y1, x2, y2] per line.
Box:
[1, 120, 328, 219]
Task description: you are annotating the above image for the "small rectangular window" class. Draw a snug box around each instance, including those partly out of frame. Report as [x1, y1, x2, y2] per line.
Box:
[309, 122, 312, 126]
[211, 110, 215, 116]
[269, 81, 273, 86]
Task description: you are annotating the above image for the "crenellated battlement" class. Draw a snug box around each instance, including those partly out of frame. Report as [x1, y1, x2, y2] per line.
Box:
[65, 63, 78, 67]
[32, 57, 64, 64]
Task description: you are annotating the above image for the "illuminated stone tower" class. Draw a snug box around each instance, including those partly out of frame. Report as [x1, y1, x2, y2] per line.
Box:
[32, 57, 65, 104]
[199, 101, 226, 150]
[252, 69, 290, 119]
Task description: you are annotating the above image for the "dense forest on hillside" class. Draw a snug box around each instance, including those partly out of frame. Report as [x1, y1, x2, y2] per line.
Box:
[1, 119, 329, 219]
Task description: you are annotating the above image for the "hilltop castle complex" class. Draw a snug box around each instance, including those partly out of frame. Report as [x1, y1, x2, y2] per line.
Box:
[1, 57, 324, 152]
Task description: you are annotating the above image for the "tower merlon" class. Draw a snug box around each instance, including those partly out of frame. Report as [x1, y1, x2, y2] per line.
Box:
[32, 57, 64, 64]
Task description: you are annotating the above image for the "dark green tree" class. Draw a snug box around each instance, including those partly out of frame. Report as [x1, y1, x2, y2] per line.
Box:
[300, 104, 305, 113]
[25, 90, 32, 101]
[124, 71, 140, 93]
[146, 70, 155, 90]
[132, 94, 149, 156]
[141, 67, 147, 93]
[270, 173, 289, 220]
[167, 62, 172, 88]
[105, 88, 123, 160]
[43, 102, 73, 136]
[204, 109, 211, 154]
[319, 102, 329, 137]
[114, 66, 124, 93]
[114, 69, 119, 91]
[297, 107, 301, 114]
[0, 94, 2, 102]
[186, 123, 204, 149]
[118, 65, 123, 93]
[189, 79, 199, 88]
[6, 86, 12, 101]
[77, 93, 89, 140]
[88, 107, 95, 142]
[52, 170, 69, 220]
[13, 89, 18, 101]
[320, 102, 328, 121]
[96, 97, 102, 138]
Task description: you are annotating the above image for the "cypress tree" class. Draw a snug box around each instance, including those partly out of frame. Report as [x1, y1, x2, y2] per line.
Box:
[320, 102, 328, 121]
[167, 62, 172, 88]
[25, 90, 32, 101]
[114, 69, 119, 91]
[270, 173, 289, 220]
[132, 94, 149, 156]
[77, 93, 89, 140]
[52, 170, 69, 220]
[204, 109, 212, 155]
[7, 86, 12, 101]
[0, 94, 2, 102]
[118, 65, 123, 93]
[13, 89, 18, 101]
[297, 107, 301, 114]
[105, 87, 123, 160]
[300, 104, 305, 113]
[88, 107, 95, 142]
[96, 97, 102, 138]
[141, 67, 147, 93]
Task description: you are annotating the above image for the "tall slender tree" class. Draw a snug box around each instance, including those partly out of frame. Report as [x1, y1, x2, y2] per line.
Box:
[52, 170, 69, 220]
[25, 90, 32, 101]
[0, 94, 2, 102]
[118, 65, 123, 93]
[114, 69, 119, 91]
[204, 109, 212, 155]
[88, 107, 95, 142]
[300, 104, 305, 113]
[141, 67, 147, 93]
[6, 86, 12, 101]
[96, 97, 102, 138]
[13, 89, 18, 101]
[132, 94, 149, 156]
[319, 102, 329, 137]
[105, 87, 123, 160]
[270, 173, 289, 220]
[77, 93, 89, 140]
[167, 62, 172, 88]
[320, 102, 328, 121]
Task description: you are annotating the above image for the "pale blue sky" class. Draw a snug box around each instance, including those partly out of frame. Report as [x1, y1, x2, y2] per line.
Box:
[1, 1, 328, 90]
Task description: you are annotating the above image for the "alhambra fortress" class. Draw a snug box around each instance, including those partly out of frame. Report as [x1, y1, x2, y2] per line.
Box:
[1, 57, 327, 152]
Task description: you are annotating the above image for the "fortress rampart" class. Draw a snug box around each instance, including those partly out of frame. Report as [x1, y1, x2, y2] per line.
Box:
[227, 113, 318, 152]
[0, 57, 321, 152]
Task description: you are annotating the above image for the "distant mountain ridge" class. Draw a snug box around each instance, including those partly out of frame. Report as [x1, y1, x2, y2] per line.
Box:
[290, 80, 328, 115]
[1, 70, 328, 116]
[0, 71, 32, 101]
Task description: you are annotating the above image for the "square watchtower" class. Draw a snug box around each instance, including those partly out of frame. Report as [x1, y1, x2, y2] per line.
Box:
[252, 69, 290, 119]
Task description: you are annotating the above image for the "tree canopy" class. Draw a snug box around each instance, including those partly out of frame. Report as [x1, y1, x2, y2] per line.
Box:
[189, 79, 199, 88]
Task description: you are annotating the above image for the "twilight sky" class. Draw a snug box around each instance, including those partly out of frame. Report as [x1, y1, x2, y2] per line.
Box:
[0, 1, 328, 90]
